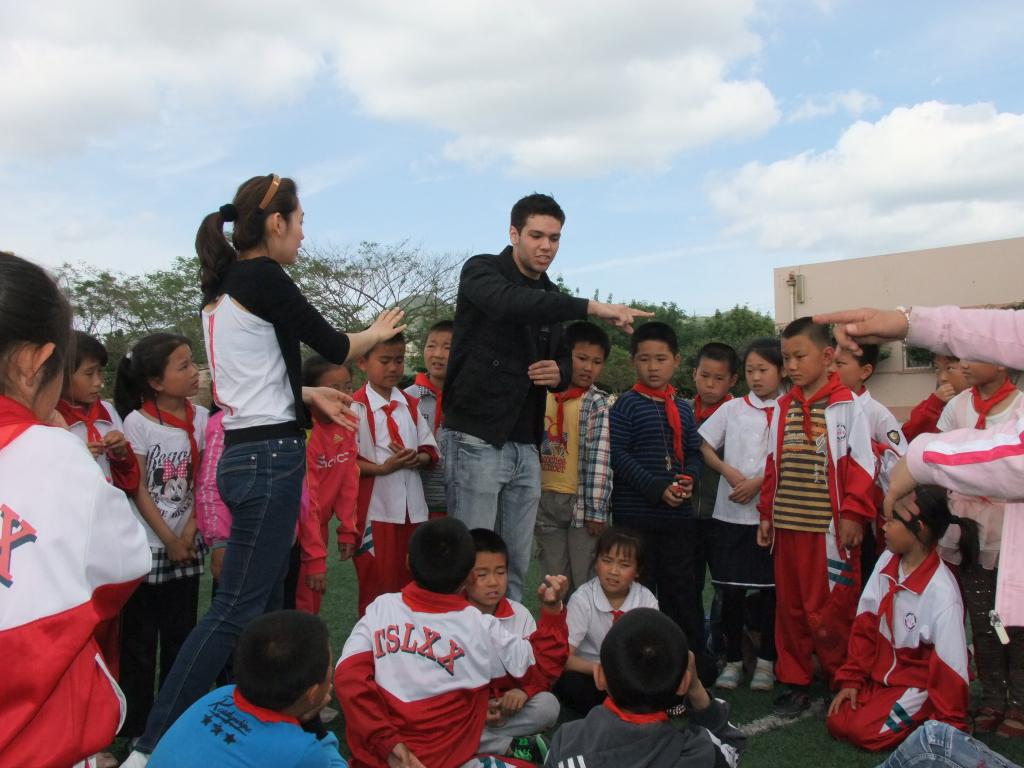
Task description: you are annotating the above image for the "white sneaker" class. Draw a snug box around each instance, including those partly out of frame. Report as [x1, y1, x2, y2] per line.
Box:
[120, 751, 149, 768]
[715, 661, 743, 690]
[750, 658, 776, 691]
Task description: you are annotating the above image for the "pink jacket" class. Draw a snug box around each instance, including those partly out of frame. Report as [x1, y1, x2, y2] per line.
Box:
[905, 305, 1024, 626]
[195, 410, 230, 547]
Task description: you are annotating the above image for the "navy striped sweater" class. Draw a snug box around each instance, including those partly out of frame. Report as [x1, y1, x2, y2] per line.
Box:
[609, 390, 704, 523]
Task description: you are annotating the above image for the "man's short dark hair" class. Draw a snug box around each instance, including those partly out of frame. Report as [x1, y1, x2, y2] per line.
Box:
[234, 610, 330, 711]
[696, 342, 739, 375]
[409, 517, 477, 594]
[470, 528, 508, 563]
[601, 608, 688, 713]
[510, 194, 565, 232]
[781, 316, 832, 349]
[566, 321, 610, 359]
[72, 330, 108, 370]
[630, 321, 678, 356]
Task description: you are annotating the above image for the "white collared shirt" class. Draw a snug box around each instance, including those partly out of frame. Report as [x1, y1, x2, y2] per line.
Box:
[567, 578, 659, 662]
[354, 386, 438, 524]
[698, 391, 777, 525]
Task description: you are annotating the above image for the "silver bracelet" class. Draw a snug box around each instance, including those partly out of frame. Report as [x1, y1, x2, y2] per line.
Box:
[895, 305, 913, 340]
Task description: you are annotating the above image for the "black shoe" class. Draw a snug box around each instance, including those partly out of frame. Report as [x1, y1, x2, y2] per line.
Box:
[772, 689, 811, 718]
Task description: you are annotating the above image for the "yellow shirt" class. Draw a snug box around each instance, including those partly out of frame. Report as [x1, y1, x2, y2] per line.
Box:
[773, 398, 833, 533]
[541, 393, 581, 495]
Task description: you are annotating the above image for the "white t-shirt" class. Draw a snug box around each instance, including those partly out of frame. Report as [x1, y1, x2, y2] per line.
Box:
[938, 387, 1023, 433]
[567, 578, 659, 662]
[698, 392, 776, 525]
[354, 386, 438, 524]
[124, 406, 209, 548]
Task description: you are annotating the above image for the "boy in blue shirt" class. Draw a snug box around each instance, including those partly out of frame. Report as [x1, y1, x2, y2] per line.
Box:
[609, 322, 708, 682]
[148, 610, 346, 768]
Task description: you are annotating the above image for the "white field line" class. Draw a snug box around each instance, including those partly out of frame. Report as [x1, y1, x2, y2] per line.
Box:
[738, 698, 826, 737]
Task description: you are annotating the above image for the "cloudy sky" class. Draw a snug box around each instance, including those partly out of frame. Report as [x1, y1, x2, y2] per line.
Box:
[2, 1, 1022, 315]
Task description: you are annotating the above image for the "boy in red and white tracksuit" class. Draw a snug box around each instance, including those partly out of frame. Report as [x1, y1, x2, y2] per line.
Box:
[296, 419, 359, 614]
[759, 321, 877, 712]
[828, 548, 968, 750]
[335, 518, 568, 768]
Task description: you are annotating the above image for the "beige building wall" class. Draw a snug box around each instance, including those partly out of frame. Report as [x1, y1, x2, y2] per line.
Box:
[773, 237, 1024, 419]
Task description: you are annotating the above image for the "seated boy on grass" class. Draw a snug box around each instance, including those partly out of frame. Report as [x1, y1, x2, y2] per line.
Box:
[148, 610, 345, 767]
[336, 517, 569, 768]
[547, 608, 746, 767]
[468, 528, 561, 760]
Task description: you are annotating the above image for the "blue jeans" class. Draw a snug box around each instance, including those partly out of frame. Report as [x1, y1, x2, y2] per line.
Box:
[877, 721, 1022, 768]
[136, 436, 305, 753]
[443, 429, 541, 601]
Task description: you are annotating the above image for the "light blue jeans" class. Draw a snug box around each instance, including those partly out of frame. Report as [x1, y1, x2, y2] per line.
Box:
[443, 429, 541, 601]
[877, 721, 1021, 768]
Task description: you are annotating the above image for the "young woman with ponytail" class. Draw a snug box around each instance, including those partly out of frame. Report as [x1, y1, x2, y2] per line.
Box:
[827, 485, 974, 751]
[124, 174, 405, 761]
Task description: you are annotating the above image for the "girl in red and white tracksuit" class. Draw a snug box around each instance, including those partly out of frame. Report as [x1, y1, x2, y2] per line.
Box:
[0, 253, 151, 768]
[828, 484, 971, 751]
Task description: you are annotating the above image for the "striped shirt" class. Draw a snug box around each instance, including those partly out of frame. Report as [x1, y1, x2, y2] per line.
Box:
[774, 398, 833, 532]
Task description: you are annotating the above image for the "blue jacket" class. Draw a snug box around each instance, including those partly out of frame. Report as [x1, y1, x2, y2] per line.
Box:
[148, 685, 347, 768]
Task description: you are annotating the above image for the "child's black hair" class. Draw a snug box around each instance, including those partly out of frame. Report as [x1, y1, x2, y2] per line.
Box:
[600, 607, 688, 713]
[592, 527, 645, 576]
[234, 610, 330, 711]
[302, 354, 350, 388]
[566, 320, 611, 359]
[72, 330, 108, 370]
[904, 485, 981, 568]
[470, 527, 508, 563]
[408, 517, 477, 594]
[0, 252, 74, 400]
[426, 320, 454, 337]
[363, 332, 407, 357]
[113, 332, 191, 419]
[781, 316, 832, 349]
[630, 321, 678, 356]
[696, 342, 739, 376]
[852, 343, 880, 370]
[743, 337, 783, 371]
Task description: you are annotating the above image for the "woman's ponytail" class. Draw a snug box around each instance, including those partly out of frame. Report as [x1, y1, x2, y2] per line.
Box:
[949, 514, 981, 571]
[196, 175, 299, 302]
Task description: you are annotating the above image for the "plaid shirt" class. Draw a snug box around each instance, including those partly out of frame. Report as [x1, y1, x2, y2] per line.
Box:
[570, 386, 613, 527]
[144, 532, 208, 585]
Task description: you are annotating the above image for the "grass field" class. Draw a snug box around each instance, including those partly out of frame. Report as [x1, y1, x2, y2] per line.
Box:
[115, 530, 1024, 767]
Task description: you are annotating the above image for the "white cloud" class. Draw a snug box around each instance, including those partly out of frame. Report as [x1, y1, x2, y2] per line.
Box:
[788, 89, 881, 122]
[1, 0, 778, 176]
[709, 101, 1024, 255]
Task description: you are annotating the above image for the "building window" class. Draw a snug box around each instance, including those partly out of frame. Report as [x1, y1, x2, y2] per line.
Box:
[903, 344, 933, 370]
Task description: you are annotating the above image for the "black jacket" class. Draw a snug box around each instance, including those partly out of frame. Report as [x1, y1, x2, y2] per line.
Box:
[443, 247, 589, 447]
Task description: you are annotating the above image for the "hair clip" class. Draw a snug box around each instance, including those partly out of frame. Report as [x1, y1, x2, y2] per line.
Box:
[257, 174, 281, 212]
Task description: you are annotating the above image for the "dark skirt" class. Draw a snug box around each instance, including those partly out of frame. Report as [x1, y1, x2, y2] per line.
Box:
[711, 519, 774, 589]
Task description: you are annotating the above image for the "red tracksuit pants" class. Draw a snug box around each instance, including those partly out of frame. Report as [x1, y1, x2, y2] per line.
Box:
[774, 528, 861, 687]
[353, 520, 420, 616]
[827, 681, 932, 751]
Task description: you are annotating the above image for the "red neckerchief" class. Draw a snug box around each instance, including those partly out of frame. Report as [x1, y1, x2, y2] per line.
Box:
[743, 394, 775, 430]
[0, 395, 42, 450]
[553, 386, 588, 440]
[694, 394, 732, 422]
[603, 696, 669, 724]
[611, 609, 624, 624]
[789, 373, 843, 440]
[971, 379, 1018, 428]
[56, 399, 111, 443]
[233, 687, 300, 726]
[632, 383, 684, 464]
[141, 400, 198, 484]
[381, 401, 405, 448]
[878, 550, 941, 640]
[414, 372, 443, 432]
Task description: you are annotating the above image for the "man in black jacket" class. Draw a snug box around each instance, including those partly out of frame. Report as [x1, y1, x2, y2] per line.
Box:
[442, 193, 649, 599]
